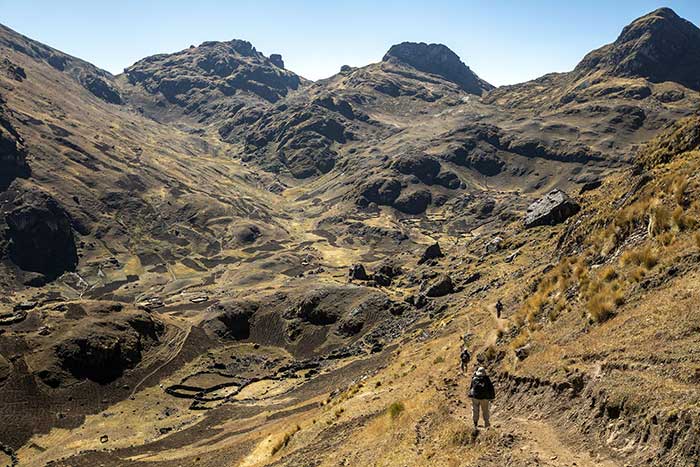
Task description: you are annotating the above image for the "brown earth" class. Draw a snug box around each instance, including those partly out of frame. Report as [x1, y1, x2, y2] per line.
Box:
[1, 7, 700, 467]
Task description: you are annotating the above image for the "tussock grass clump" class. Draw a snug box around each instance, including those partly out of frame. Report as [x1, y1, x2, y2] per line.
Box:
[672, 176, 689, 206]
[271, 424, 301, 455]
[387, 401, 405, 419]
[451, 428, 475, 446]
[621, 245, 658, 269]
[671, 206, 696, 231]
[648, 201, 671, 236]
[587, 293, 616, 323]
[600, 266, 618, 282]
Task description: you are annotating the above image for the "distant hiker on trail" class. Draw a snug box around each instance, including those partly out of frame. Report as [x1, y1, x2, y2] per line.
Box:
[495, 299, 503, 318]
[469, 366, 495, 429]
[459, 333, 471, 374]
[459, 345, 471, 374]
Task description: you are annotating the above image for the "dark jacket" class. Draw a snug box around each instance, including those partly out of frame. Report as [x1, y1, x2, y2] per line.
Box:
[469, 373, 495, 400]
[460, 348, 471, 365]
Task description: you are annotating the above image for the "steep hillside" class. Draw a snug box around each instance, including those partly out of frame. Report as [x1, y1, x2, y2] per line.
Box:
[1, 7, 700, 467]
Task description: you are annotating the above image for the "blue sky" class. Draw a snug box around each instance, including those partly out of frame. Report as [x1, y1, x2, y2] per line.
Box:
[1, 1, 699, 86]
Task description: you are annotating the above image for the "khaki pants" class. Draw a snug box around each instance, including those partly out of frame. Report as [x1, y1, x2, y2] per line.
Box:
[471, 398, 490, 428]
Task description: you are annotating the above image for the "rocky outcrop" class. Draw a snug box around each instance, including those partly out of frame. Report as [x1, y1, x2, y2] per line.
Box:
[1, 58, 26, 82]
[81, 74, 123, 104]
[524, 189, 580, 228]
[418, 242, 443, 264]
[221, 101, 349, 178]
[0, 107, 30, 191]
[269, 54, 284, 68]
[394, 189, 432, 215]
[373, 259, 403, 286]
[348, 263, 369, 281]
[392, 155, 441, 184]
[356, 176, 401, 207]
[54, 312, 164, 384]
[383, 42, 493, 95]
[124, 39, 303, 123]
[207, 301, 258, 340]
[575, 8, 700, 90]
[420, 273, 454, 297]
[3, 189, 78, 279]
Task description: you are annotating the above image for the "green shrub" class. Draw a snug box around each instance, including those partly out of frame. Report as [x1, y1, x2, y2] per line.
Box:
[387, 401, 405, 419]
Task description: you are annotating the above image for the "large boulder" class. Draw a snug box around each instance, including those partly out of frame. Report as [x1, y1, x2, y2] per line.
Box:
[420, 274, 455, 297]
[418, 242, 443, 264]
[348, 263, 369, 281]
[524, 189, 580, 228]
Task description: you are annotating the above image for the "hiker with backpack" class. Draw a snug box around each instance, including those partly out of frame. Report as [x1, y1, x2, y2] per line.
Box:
[469, 366, 495, 429]
[459, 333, 472, 374]
[459, 345, 471, 374]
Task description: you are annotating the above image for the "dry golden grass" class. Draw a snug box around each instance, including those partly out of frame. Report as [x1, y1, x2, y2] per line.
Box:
[271, 424, 301, 455]
[621, 245, 658, 269]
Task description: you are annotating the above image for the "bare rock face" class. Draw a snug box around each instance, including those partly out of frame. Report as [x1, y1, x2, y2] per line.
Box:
[81, 74, 122, 104]
[221, 101, 348, 178]
[524, 189, 580, 228]
[2, 189, 78, 279]
[269, 53, 284, 68]
[383, 42, 493, 95]
[0, 108, 30, 191]
[575, 8, 700, 90]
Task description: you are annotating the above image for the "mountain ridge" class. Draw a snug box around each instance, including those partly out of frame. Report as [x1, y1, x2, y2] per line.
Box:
[2, 7, 700, 467]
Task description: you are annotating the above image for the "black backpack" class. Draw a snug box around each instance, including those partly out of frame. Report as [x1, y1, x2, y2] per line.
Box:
[460, 348, 471, 365]
[469, 374, 495, 400]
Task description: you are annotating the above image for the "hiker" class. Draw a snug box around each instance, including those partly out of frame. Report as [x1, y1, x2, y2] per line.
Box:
[495, 299, 503, 318]
[459, 345, 471, 374]
[469, 366, 495, 429]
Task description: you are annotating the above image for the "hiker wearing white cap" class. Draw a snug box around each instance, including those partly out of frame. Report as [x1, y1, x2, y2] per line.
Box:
[468, 366, 495, 428]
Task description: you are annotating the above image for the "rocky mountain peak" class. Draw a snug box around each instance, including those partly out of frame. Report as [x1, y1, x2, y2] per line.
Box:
[197, 38, 258, 57]
[121, 38, 303, 123]
[382, 41, 493, 95]
[575, 7, 700, 90]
